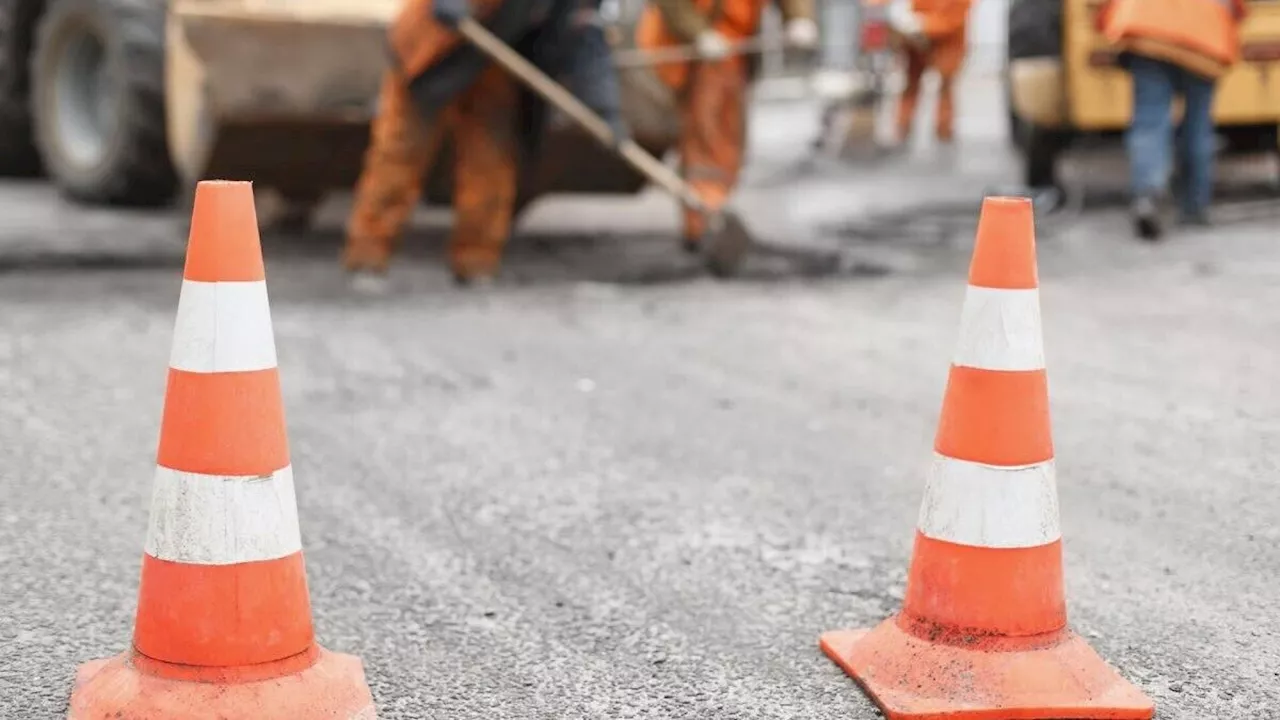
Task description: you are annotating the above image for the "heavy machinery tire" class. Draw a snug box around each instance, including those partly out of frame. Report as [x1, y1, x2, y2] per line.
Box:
[0, 0, 42, 176]
[31, 0, 175, 206]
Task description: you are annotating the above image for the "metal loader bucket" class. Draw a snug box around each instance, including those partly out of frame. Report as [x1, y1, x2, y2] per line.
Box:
[167, 0, 679, 210]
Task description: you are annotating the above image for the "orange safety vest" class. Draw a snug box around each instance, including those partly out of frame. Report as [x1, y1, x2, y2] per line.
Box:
[1098, 0, 1247, 79]
[635, 0, 770, 89]
[910, 0, 973, 40]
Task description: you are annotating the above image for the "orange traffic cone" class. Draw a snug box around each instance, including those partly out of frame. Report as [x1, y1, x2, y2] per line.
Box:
[820, 197, 1155, 720]
[67, 181, 376, 719]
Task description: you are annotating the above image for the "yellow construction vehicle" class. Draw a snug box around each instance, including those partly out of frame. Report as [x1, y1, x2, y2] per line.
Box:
[1005, 0, 1280, 190]
[0, 0, 680, 225]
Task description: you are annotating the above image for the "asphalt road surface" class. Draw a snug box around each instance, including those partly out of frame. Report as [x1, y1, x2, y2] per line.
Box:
[1, 88, 1278, 719]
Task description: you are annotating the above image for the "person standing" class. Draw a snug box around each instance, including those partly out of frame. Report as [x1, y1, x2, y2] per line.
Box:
[886, 0, 974, 146]
[1098, 0, 1248, 240]
[635, 0, 819, 252]
[343, 0, 623, 288]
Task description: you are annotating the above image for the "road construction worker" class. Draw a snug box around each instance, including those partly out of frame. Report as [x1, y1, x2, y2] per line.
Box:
[885, 0, 973, 145]
[1097, 0, 1247, 240]
[343, 0, 623, 287]
[636, 0, 819, 252]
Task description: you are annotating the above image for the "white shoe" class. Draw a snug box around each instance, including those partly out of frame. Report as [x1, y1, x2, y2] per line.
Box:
[348, 270, 391, 295]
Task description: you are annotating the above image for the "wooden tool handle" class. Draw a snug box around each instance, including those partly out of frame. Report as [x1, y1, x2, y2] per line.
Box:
[455, 17, 707, 211]
[611, 36, 769, 68]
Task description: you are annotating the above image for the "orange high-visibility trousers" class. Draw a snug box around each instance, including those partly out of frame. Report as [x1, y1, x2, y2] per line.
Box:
[678, 57, 748, 245]
[896, 32, 967, 142]
[343, 65, 520, 279]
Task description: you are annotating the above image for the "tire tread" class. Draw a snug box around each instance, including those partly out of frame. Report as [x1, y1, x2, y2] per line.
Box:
[32, 0, 175, 206]
[0, 0, 43, 177]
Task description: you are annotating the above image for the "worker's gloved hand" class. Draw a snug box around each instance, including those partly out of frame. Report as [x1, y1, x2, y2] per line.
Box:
[695, 30, 732, 60]
[784, 18, 819, 50]
[433, 0, 469, 27]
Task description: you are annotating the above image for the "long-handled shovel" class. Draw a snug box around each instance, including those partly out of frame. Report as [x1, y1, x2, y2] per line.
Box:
[453, 16, 754, 277]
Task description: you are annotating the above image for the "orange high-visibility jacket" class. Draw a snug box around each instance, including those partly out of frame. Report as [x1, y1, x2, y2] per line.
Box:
[911, 0, 973, 40]
[1097, 0, 1247, 79]
[636, 0, 815, 88]
[643, 0, 814, 42]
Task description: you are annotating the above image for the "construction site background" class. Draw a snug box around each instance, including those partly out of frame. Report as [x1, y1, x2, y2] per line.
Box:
[745, 0, 1009, 102]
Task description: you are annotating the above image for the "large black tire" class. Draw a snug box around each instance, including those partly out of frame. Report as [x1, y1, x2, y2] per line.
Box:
[0, 0, 43, 177]
[30, 0, 175, 206]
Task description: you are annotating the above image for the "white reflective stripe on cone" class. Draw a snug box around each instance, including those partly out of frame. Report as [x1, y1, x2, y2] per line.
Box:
[952, 286, 1045, 372]
[169, 280, 278, 374]
[145, 465, 302, 565]
[917, 454, 1061, 549]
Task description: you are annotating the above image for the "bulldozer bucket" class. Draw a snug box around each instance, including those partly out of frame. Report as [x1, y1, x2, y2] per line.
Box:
[167, 0, 680, 210]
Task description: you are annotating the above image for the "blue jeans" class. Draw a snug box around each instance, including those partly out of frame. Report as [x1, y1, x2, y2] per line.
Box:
[1125, 55, 1218, 217]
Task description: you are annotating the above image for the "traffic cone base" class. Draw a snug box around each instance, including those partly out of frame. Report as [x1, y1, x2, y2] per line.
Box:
[820, 622, 1155, 720]
[68, 646, 375, 720]
[818, 197, 1154, 720]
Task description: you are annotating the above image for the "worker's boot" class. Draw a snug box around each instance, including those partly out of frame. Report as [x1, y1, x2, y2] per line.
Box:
[453, 273, 497, 289]
[1131, 194, 1164, 241]
[451, 265, 498, 288]
[682, 208, 707, 255]
[342, 242, 393, 295]
[449, 244, 502, 288]
[681, 185, 729, 255]
[1173, 169, 1212, 228]
[348, 269, 392, 295]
